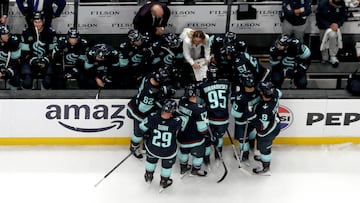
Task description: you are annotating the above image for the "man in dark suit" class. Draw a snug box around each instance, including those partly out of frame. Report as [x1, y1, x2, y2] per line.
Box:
[133, 1, 170, 39]
[16, 0, 66, 28]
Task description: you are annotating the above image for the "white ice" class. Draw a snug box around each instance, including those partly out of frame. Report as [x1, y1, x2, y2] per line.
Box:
[0, 143, 359, 203]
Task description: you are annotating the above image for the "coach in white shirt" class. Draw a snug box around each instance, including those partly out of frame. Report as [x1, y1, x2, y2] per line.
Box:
[180, 28, 211, 82]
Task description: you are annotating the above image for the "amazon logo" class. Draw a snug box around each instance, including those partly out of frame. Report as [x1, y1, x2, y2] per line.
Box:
[45, 104, 125, 133]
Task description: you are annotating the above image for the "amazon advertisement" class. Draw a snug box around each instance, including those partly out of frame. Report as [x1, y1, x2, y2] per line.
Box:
[0, 99, 132, 137]
[0, 99, 360, 138]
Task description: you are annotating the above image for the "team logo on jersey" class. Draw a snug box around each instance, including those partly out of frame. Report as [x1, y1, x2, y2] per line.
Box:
[278, 105, 293, 130]
[45, 103, 125, 133]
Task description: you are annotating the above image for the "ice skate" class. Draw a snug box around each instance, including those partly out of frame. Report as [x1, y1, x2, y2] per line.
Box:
[190, 166, 208, 177]
[159, 176, 173, 193]
[144, 171, 153, 184]
[180, 163, 191, 179]
[253, 161, 271, 176]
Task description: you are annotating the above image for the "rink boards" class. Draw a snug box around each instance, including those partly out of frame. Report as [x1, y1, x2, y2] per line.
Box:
[0, 99, 359, 145]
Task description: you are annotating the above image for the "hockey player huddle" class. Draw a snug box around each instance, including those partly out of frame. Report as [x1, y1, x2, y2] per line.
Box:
[126, 31, 295, 192]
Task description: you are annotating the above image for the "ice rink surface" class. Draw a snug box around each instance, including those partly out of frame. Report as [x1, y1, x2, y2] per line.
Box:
[0, 143, 359, 203]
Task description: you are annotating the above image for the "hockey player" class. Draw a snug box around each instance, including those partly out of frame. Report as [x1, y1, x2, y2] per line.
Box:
[126, 67, 175, 159]
[231, 72, 260, 161]
[0, 25, 21, 89]
[20, 11, 57, 89]
[210, 31, 238, 80]
[150, 33, 183, 88]
[51, 28, 88, 89]
[130, 99, 182, 191]
[233, 40, 271, 91]
[83, 43, 120, 89]
[119, 29, 156, 88]
[269, 34, 311, 89]
[198, 64, 231, 166]
[245, 81, 282, 175]
[177, 83, 208, 177]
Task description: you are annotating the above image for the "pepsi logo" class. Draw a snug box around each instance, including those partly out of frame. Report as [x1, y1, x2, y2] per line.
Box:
[278, 105, 293, 130]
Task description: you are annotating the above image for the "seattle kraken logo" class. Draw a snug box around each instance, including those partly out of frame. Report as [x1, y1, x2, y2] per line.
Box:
[32, 41, 46, 57]
[65, 53, 79, 65]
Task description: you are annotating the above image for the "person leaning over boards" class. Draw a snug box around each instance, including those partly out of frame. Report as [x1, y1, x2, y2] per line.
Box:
[280, 0, 312, 43]
[16, 0, 66, 28]
[316, 0, 348, 68]
[180, 28, 211, 83]
[133, 1, 170, 40]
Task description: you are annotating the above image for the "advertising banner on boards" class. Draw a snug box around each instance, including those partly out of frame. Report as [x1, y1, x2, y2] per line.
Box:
[7, 3, 360, 35]
[1, 99, 360, 138]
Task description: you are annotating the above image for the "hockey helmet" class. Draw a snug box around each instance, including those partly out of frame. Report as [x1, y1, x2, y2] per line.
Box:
[258, 81, 275, 98]
[67, 27, 80, 39]
[95, 44, 111, 60]
[224, 31, 237, 45]
[276, 34, 290, 47]
[33, 11, 45, 21]
[207, 64, 218, 81]
[164, 33, 181, 49]
[184, 83, 197, 98]
[162, 99, 177, 114]
[240, 71, 255, 88]
[220, 45, 236, 56]
[127, 29, 142, 42]
[236, 40, 247, 53]
[0, 25, 10, 35]
[154, 67, 171, 83]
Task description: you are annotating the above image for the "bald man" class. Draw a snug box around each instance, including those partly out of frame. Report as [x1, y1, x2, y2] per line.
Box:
[133, 1, 171, 39]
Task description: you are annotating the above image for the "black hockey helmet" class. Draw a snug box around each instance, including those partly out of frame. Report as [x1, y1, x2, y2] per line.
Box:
[258, 81, 275, 98]
[184, 83, 197, 97]
[127, 29, 142, 42]
[95, 44, 111, 60]
[0, 25, 10, 35]
[164, 33, 181, 49]
[33, 11, 45, 21]
[220, 45, 236, 56]
[67, 27, 79, 39]
[236, 40, 247, 53]
[276, 34, 290, 47]
[154, 67, 171, 83]
[224, 31, 237, 45]
[240, 71, 255, 88]
[162, 99, 177, 114]
[207, 64, 218, 81]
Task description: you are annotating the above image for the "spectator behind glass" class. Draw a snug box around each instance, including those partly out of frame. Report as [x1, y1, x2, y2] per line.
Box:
[180, 28, 211, 82]
[133, 1, 170, 40]
[16, 0, 66, 28]
[281, 0, 311, 43]
[316, 0, 348, 68]
[0, 0, 9, 26]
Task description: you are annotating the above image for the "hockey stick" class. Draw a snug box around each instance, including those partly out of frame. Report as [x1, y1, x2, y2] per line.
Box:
[95, 86, 102, 100]
[239, 121, 249, 163]
[226, 128, 241, 168]
[94, 151, 133, 187]
[207, 125, 227, 183]
[227, 126, 253, 176]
